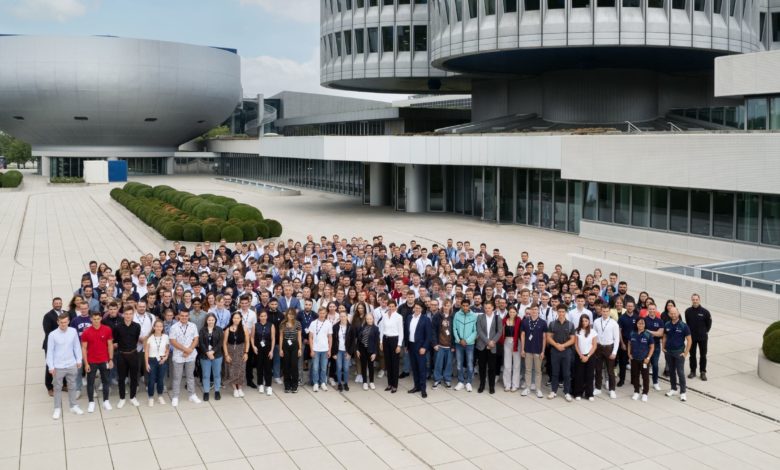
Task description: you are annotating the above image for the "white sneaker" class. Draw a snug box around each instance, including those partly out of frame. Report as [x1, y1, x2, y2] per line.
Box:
[377, 369, 385, 378]
[238, 389, 245, 398]
[536, 390, 544, 398]
[313, 384, 319, 392]
[588, 397, 595, 402]
[593, 389, 602, 396]
[189, 394, 201, 404]
[666, 390, 678, 397]
[454, 382, 464, 391]
[328, 378, 337, 387]
[521, 388, 530, 396]
[609, 390, 617, 399]
[87, 402, 95, 413]
[363, 383, 369, 391]
[369, 383, 376, 390]
[653, 383, 661, 391]
[465, 383, 473, 392]
[680, 393, 687, 402]
[130, 397, 140, 407]
[258, 385, 265, 394]
[117, 399, 125, 409]
[171, 397, 179, 407]
[565, 394, 573, 402]
[510, 387, 518, 392]
[148, 398, 154, 407]
[641, 394, 648, 402]
[321, 383, 328, 392]
[233, 389, 240, 398]
[275, 377, 283, 384]
[547, 392, 557, 399]
[157, 396, 165, 405]
[52, 408, 61, 420]
[266, 388, 273, 396]
[355, 375, 363, 384]
[576, 396, 582, 401]
[70, 405, 84, 415]
[103, 400, 112, 411]
[632, 393, 640, 400]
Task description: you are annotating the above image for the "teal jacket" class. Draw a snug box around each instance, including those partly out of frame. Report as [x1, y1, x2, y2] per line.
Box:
[453, 310, 477, 345]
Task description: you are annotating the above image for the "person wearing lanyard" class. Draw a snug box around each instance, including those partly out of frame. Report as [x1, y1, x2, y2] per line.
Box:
[197, 313, 224, 401]
[223, 312, 250, 398]
[145, 318, 170, 406]
[80, 310, 114, 413]
[592, 304, 620, 399]
[379, 300, 404, 393]
[251, 310, 276, 395]
[113, 306, 141, 408]
[643, 302, 664, 391]
[662, 306, 692, 402]
[279, 308, 303, 393]
[307, 307, 333, 392]
[573, 314, 597, 401]
[405, 303, 433, 398]
[520, 305, 547, 397]
[432, 300, 455, 390]
[236, 295, 258, 389]
[617, 301, 640, 387]
[629, 318, 654, 402]
[332, 310, 355, 392]
[133, 300, 155, 384]
[297, 299, 317, 385]
[169, 310, 201, 407]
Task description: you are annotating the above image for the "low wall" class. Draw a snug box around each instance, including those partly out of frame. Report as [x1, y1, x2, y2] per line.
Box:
[757, 352, 780, 388]
[571, 253, 780, 324]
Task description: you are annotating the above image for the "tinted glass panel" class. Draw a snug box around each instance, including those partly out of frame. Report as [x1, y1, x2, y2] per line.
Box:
[650, 187, 668, 230]
[615, 184, 630, 225]
[631, 186, 649, 227]
[690, 190, 711, 236]
[669, 189, 688, 233]
[712, 191, 734, 239]
[598, 183, 613, 223]
[736, 193, 759, 242]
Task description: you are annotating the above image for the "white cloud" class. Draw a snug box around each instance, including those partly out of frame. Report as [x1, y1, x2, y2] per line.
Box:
[239, 0, 319, 23]
[12, 0, 87, 21]
[240, 49, 403, 102]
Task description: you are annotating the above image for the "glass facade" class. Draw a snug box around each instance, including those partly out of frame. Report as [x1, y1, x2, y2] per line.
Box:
[48, 157, 166, 177]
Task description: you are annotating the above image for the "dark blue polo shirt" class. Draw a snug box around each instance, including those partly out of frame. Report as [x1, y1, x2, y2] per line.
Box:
[521, 316, 547, 354]
[644, 316, 664, 347]
[630, 331, 652, 360]
[664, 320, 690, 354]
[618, 313, 639, 342]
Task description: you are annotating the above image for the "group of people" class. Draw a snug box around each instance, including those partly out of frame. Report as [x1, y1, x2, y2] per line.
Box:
[43, 235, 713, 419]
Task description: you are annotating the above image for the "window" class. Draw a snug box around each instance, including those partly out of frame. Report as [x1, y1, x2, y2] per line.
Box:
[553, 173, 567, 231]
[335, 32, 342, 57]
[355, 28, 365, 53]
[455, 0, 463, 21]
[762, 195, 780, 246]
[516, 169, 528, 224]
[690, 190, 711, 236]
[650, 187, 668, 230]
[771, 98, 780, 130]
[382, 26, 394, 52]
[729, 0, 736, 16]
[346, 0, 352, 9]
[336, 0, 342, 12]
[713, 0, 722, 13]
[737, 193, 759, 242]
[504, 0, 517, 12]
[568, 181, 582, 233]
[649, 0, 663, 7]
[414, 25, 427, 51]
[357, 0, 365, 7]
[468, 0, 477, 17]
[694, 0, 704, 10]
[548, 0, 564, 8]
[773, 13, 780, 42]
[484, 0, 496, 15]
[615, 184, 630, 225]
[631, 186, 649, 227]
[383, 0, 394, 6]
[530, 170, 540, 225]
[598, 0, 615, 6]
[583, 182, 598, 221]
[747, 98, 768, 130]
[672, 0, 685, 9]
[572, 0, 590, 7]
[368, 27, 379, 52]
[669, 189, 689, 233]
[524, 0, 539, 9]
[623, 0, 639, 5]
[397, 25, 410, 52]
[500, 168, 515, 223]
[443, 0, 451, 24]
[712, 192, 734, 239]
[598, 183, 614, 223]
[760, 12, 767, 42]
[344, 30, 353, 55]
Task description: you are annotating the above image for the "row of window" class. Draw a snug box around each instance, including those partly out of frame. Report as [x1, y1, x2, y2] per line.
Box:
[322, 25, 427, 59]
[282, 121, 386, 137]
[671, 97, 780, 130]
[759, 12, 780, 45]
[48, 157, 167, 178]
[325, 0, 429, 16]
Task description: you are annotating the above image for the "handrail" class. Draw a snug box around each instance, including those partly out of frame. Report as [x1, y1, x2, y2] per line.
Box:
[625, 121, 642, 133]
[668, 122, 682, 132]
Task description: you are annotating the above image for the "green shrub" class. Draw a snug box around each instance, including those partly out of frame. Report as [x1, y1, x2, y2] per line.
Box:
[194, 203, 228, 220]
[229, 204, 263, 221]
[221, 224, 244, 243]
[124, 182, 152, 196]
[152, 185, 173, 198]
[763, 330, 780, 363]
[136, 186, 153, 198]
[764, 321, 780, 339]
[182, 223, 203, 242]
[202, 224, 222, 242]
[265, 219, 283, 238]
[238, 221, 258, 241]
[161, 222, 183, 241]
[182, 196, 206, 213]
[49, 176, 85, 184]
[1, 170, 23, 188]
[254, 221, 270, 238]
[0, 177, 3, 188]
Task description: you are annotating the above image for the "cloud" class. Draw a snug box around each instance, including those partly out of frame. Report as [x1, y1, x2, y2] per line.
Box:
[239, 0, 319, 23]
[12, 0, 87, 21]
[241, 49, 402, 102]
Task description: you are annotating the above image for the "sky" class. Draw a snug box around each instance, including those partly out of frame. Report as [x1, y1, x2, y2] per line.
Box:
[0, 0, 401, 101]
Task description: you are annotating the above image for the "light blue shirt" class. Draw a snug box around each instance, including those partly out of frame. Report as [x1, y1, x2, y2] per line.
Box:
[211, 307, 231, 329]
[46, 327, 82, 370]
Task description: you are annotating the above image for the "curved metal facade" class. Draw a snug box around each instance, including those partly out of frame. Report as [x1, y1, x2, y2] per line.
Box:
[0, 36, 242, 149]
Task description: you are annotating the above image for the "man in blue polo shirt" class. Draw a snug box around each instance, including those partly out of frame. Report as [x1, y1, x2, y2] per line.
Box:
[643, 301, 664, 391]
[617, 301, 639, 387]
[662, 306, 692, 402]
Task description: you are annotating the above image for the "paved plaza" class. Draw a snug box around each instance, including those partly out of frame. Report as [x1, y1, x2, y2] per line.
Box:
[0, 173, 779, 470]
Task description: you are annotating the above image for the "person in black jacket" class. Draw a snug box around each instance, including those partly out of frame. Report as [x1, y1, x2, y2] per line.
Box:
[356, 313, 380, 390]
[332, 310, 356, 391]
[197, 314, 224, 401]
[684, 294, 712, 381]
[43, 297, 73, 395]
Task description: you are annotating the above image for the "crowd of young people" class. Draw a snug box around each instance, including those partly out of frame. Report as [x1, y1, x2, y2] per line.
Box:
[42, 235, 713, 418]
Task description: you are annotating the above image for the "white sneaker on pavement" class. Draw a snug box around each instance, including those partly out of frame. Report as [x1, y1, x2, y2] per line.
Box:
[171, 397, 178, 407]
[632, 393, 640, 400]
[521, 388, 530, 396]
[313, 384, 319, 392]
[641, 394, 648, 402]
[117, 399, 125, 409]
[87, 402, 95, 413]
[369, 383, 376, 390]
[609, 390, 617, 399]
[52, 408, 61, 420]
[238, 389, 245, 398]
[157, 396, 165, 405]
[465, 383, 473, 392]
[547, 392, 556, 399]
[275, 377, 283, 385]
[653, 383, 661, 391]
[363, 383, 369, 391]
[588, 397, 595, 402]
[536, 390, 544, 398]
[680, 393, 687, 402]
[355, 375, 363, 383]
[328, 378, 337, 387]
[70, 405, 84, 415]
[130, 397, 140, 407]
[378, 370, 385, 378]
[666, 390, 678, 397]
[454, 382, 464, 391]
[564, 394, 573, 402]
[321, 383, 328, 391]
[258, 385, 265, 394]
[266, 388, 273, 396]
[148, 398, 154, 407]
[233, 389, 240, 398]
[189, 394, 202, 404]
[103, 400, 112, 411]
[593, 389, 602, 396]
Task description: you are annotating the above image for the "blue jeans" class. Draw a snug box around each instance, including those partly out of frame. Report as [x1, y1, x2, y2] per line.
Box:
[336, 351, 351, 384]
[147, 358, 168, 397]
[200, 356, 223, 392]
[650, 345, 661, 384]
[455, 343, 474, 384]
[312, 351, 328, 385]
[273, 345, 281, 379]
[433, 347, 454, 383]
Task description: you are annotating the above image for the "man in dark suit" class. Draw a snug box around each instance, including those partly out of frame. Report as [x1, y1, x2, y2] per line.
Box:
[42, 297, 73, 396]
[404, 303, 433, 398]
[278, 286, 302, 314]
[476, 301, 502, 394]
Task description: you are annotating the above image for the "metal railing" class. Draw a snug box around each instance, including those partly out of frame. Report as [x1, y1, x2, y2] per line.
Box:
[625, 121, 643, 133]
[668, 122, 682, 132]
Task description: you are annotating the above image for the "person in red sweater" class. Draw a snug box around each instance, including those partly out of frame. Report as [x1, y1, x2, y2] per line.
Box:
[80, 311, 114, 413]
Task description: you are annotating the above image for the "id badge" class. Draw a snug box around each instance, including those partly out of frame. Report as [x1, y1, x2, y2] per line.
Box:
[445, 330, 450, 336]
[287, 340, 293, 346]
[529, 334, 534, 341]
[260, 341, 266, 347]
[208, 345, 212, 351]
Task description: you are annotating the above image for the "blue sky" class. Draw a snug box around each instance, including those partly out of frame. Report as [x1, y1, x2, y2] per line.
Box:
[0, 0, 398, 100]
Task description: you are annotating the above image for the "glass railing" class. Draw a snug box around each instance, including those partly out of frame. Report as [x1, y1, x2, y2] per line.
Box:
[668, 105, 745, 129]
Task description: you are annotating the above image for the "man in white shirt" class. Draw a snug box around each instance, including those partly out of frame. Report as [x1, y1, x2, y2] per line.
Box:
[133, 300, 155, 383]
[307, 307, 332, 392]
[593, 303, 620, 399]
[380, 300, 404, 393]
[517, 289, 533, 319]
[568, 295, 593, 326]
[169, 310, 200, 407]
[236, 295, 258, 388]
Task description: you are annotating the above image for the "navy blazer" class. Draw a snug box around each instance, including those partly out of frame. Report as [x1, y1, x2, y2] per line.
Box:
[404, 314, 433, 351]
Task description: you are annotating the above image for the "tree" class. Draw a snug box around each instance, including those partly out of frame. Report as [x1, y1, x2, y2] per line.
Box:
[0, 132, 32, 168]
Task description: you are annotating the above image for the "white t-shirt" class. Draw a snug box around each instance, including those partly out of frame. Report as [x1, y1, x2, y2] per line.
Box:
[576, 329, 597, 356]
[146, 334, 170, 361]
[169, 322, 199, 363]
[307, 319, 333, 352]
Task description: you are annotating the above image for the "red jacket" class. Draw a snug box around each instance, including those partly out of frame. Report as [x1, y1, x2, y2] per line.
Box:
[499, 316, 521, 352]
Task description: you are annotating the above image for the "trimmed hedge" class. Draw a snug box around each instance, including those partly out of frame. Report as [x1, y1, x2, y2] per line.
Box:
[113, 183, 283, 241]
[764, 321, 780, 339]
[1, 170, 23, 188]
[764, 330, 780, 363]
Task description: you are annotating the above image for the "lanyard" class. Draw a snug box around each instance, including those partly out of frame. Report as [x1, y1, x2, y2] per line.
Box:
[314, 320, 325, 337]
[178, 323, 190, 341]
[258, 323, 268, 340]
[153, 335, 163, 360]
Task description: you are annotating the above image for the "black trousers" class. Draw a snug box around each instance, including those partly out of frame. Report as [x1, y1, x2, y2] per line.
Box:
[87, 362, 110, 402]
[383, 336, 400, 388]
[358, 344, 375, 383]
[255, 344, 273, 387]
[281, 342, 298, 390]
[117, 351, 139, 399]
[408, 342, 427, 392]
[574, 355, 595, 398]
[690, 338, 708, 373]
[246, 348, 257, 385]
[617, 346, 629, 382]
[477, 348, 497, 391]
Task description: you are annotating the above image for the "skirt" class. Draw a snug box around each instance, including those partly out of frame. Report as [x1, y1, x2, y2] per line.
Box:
[224, 343, 247, 386]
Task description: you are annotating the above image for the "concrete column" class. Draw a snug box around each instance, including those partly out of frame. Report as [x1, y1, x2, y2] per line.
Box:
[369, 162, 391, 206]
[166, 157, 175, 175]
[41, 156, 50, 178]
[405, 164, 427, 213]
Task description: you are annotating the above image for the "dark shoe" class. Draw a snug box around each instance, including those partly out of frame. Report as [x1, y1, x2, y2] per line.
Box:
[445, 382, 452, 389]
[432, 381, 440, 389]
[284, 389, 290, 393]
[246, 382, 258, 389]
[399, 372, 409, 379]
[214, 391, 221, 400]
[700, 372, 708, 381]
[662, 370, 669, 377]
[617, 380, 625, 387]
[391, 387, 397, 393]
[489, 388, 495, 394]
[292, 388, 299, 393]
[344, 385, 349, 392]
[478, 384, 485, 393]
[384, 386, 392, 392]
[338, 384, 343, 392]
[687, 372, 696, 379]
[203, 392, 209, 402]
[408, 388, 420, 394]
[421, 391, 428, 398]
